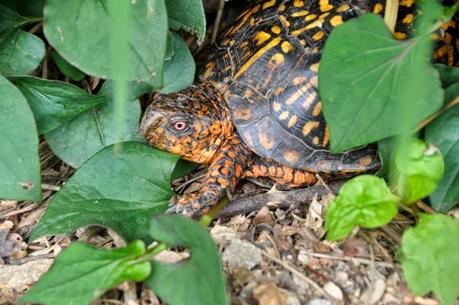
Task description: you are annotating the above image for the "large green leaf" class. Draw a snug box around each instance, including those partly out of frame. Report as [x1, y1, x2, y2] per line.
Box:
[20, 241, 151, 305]
[0, 29, 45, 76]
[166, 0, 206, 42]
[0, 74, 41, 201]
[325, 175, 399, 241]
[160, 32, 195, 94]
[400, 214, 459, 305]
[43, 0, 168, 86]
[15, 77, 105, 134]
[30, 143, 179, 242]
[425, 105, 459, 212]
[45, 82, 144, 168]
[147, 215, 229, 305]
[319, 14, 443, 152]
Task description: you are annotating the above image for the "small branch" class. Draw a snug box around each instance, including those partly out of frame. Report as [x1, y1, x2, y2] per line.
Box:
[211, 0, 226, 43]
[216, 184, 337, 218]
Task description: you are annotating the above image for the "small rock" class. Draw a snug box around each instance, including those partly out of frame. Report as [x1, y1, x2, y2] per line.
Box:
[154, 250, 187, 264]
[222, 238, 262, 270]
[210, 224, 238, 247]
[323, 281, 343, 301]
[297, 250, 309, 265]
[307, 299, 332, 305]
[253, 282, 285, 305]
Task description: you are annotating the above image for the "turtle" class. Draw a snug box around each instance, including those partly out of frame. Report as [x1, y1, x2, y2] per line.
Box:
[140, 0, 458, 217]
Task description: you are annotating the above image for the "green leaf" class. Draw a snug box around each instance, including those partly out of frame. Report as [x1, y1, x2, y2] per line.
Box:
[399, 214, 459, 305]
[51, 50, 85, 81]
[166, 0, 206, 42]
[15, 76, 105, 134]
[20, 240, 151, 305]
[325, 175, 399, 241]
[146, 215, 228, 305]
[0, 29, 45, 76]
[171, 159, 198, 180]
[0, 74, 41, 201]
[392, 138, 444, 205]
[45, 82, 144, 168]
[376, 136, 398, 178]
[160, 32, 196, 94]
[319, 14, 443, 152]
[2, 0, 44, 17]
[434, 64, 459, 104]
[43, 0, 168, 86]
[0, 4, 39, 32]
[425, 105, 459, 212]
[30, 142, 179, 242]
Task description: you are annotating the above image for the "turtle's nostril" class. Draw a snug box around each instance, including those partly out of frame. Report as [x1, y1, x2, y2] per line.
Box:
[140, 112, 164, 135]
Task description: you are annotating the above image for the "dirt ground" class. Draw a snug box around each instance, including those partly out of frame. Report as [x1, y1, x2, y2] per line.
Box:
[1, 141, 457, 305]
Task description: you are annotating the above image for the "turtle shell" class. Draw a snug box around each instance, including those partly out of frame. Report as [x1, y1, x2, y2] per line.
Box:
[200, 0, 389, 173]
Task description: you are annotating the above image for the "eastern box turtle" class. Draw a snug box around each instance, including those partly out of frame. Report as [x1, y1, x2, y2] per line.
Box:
[141, 0, 458, 217]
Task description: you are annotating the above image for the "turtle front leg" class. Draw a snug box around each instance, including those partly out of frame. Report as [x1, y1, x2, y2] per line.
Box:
[168, 136, 250, 217]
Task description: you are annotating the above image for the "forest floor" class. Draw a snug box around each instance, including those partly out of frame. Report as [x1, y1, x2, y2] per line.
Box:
[1, 141, 457, 305]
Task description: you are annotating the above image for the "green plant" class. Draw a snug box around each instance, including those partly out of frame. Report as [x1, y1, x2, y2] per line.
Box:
[1, 0, 459, 304]
[320, 1, 459, 303]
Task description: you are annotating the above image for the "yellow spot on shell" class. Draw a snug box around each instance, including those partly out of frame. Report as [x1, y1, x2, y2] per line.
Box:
[292, 20, 322, 36]
[283, 150, 301, 163]
[292, 10, 309, 17]
[312, 102, 322, 117]
[294, 0, 304, 7]
[279, 4, 286, 12]
[271, 26, 281, 34]
[403, 13, 413, 24]
[288, 115, 298, 128]
[279, 111, 289, 120]
[269, 53, 285, 66]
[358, 156, 373, 167]
[279, 15, 291, 27]
[329, 15, 343, 27]
[285, 82, 313, 105]
[323, 126, 330, 146]
[337, 4, 350, 12]
[281, 41, 293, 53]
[302, 121, 320, 136]
[293, 76, 307, 85]
[400, 0, 414, 7]
[319, 0, 333, 12]
[254, 31, 271, 45]
[373, 3, 384, 14]
[273, 101, 282, 112]
[234, 37, 281, 80]
[305, 14, 317, 21]
[394, 32, 407, 40]
[262, 0, 276, 9]
[259, 131, 275, 149]
[302, 92, 317, 110]
[312, 31, 325, 41]
[319, 12, 330, 20]
[313, 136, 320, 145]
[310, 63, 319, 72]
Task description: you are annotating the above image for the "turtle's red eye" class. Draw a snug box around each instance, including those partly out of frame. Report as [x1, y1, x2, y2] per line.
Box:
[173, 121, 187, 131]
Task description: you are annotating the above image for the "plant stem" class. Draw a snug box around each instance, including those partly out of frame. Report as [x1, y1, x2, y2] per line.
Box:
[415, 95, 459, 131]
[384, 0, 399, 34]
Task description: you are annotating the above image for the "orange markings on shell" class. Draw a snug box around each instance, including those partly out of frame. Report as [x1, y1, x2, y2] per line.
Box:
[302, 121, 320, 136]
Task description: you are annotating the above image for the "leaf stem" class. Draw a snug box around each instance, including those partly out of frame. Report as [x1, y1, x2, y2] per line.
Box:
[384, 0, 399, 34]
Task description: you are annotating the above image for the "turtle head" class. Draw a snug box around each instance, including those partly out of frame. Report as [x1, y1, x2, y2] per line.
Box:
[140, 84, 231, 164]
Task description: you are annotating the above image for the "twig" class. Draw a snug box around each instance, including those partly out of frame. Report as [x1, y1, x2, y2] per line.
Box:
[416, 95, 459, 131]
[211, 0, 226, 43]
[416, 201, 436, 214]
[41, 183, 61, 191]
[216, 185, 331, 218]
[262, 251, 328, 298]
[301, 251, 395, 268]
